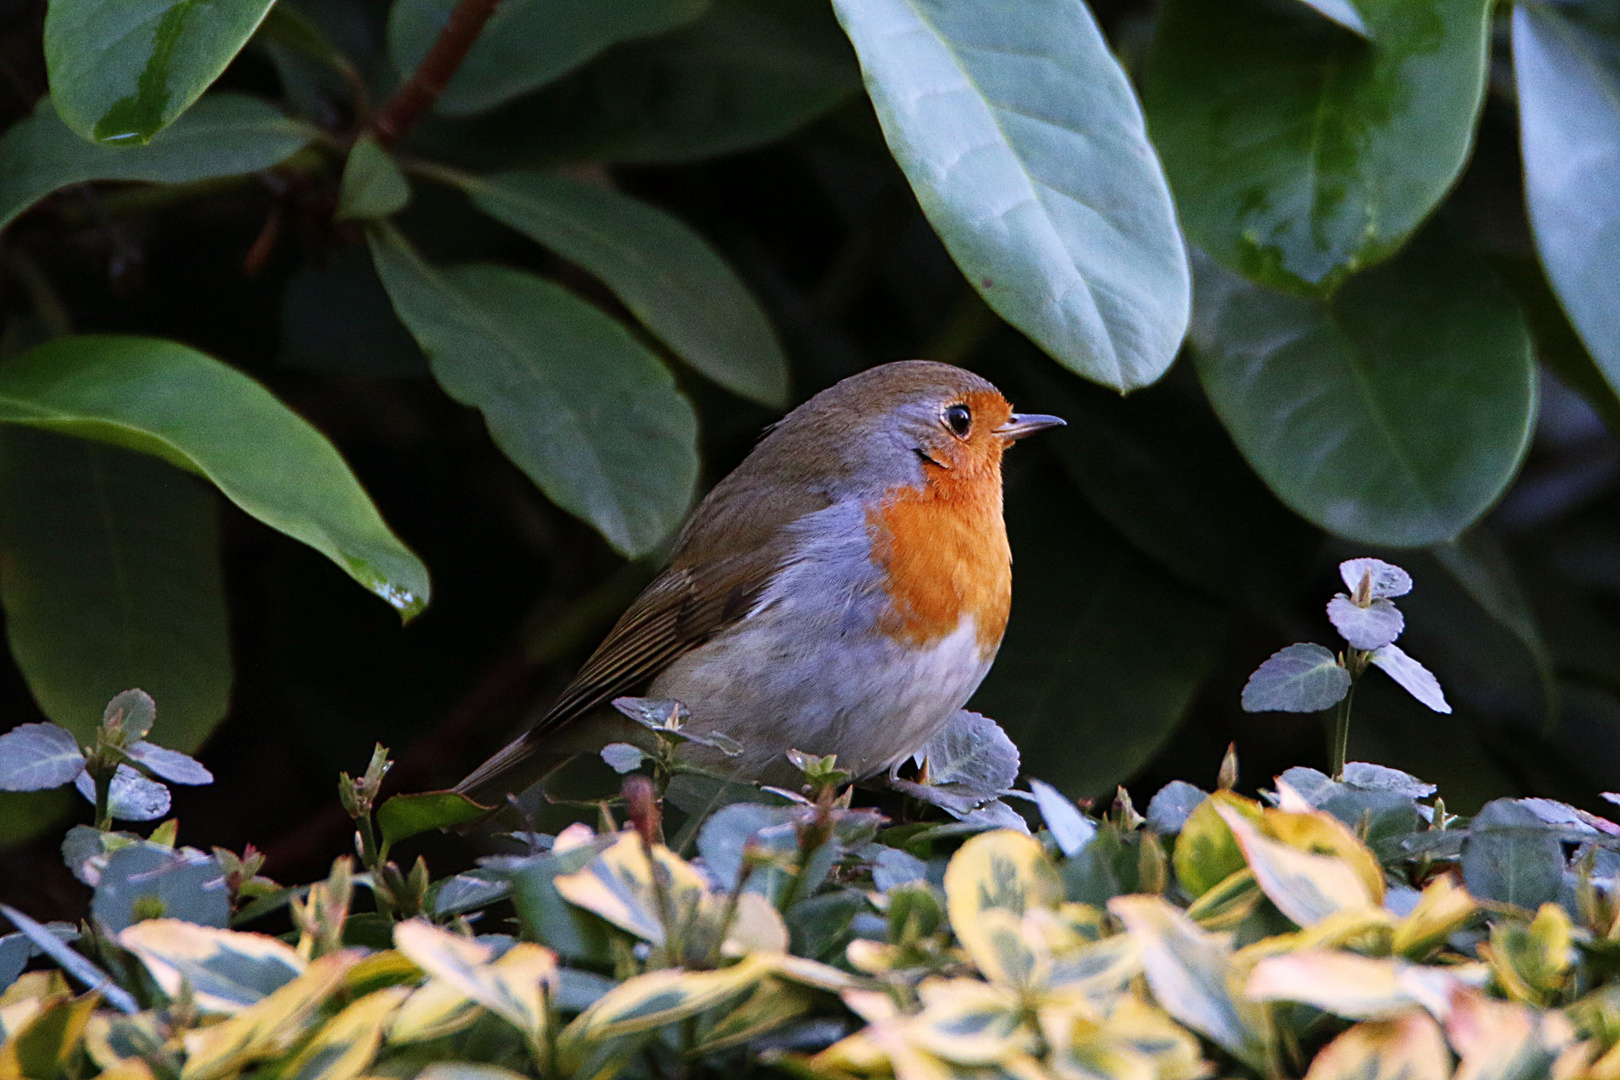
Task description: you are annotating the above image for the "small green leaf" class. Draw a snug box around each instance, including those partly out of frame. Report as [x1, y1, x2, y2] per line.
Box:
[44, 0, 281, 143]
[0, 93, 315, 231]
[336, 135, 410, 222]
[367, 224, 699, 557]
[1172, 792, 1263, 898]
[0, 335, 431, 620]
[0, 723, 83, 791]
[388, 0, 709, 117]
[1242, 643, 1351, 713]
[1462, 799, 1564, 909]
[462, 170, 788, 407]
[376, 792, 489, 850]
[1514, 4, 1620, 400]
[1191, 232, 1536, 546]
[1146, 0, 1492, 293]
[830, 0, 1188, 390]
[0, 431, 231, 749]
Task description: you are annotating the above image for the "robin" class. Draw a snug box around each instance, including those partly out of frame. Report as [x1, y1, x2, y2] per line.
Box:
[454, 360, 1063, 805]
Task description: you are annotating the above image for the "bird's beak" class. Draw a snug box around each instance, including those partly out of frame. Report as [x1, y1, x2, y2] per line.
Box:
[994, 412, 1066, 441]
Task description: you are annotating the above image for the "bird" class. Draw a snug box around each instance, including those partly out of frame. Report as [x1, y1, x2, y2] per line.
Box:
[454, 360, 1063, 806]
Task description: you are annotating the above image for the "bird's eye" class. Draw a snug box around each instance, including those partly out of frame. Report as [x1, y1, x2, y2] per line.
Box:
[943, 403, 972, 438]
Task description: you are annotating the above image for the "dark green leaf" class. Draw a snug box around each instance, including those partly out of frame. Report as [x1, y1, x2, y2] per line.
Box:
[0, 336, 431, 620]
[1146, 0, 1492, 293]
[971, 464, 1229, 796]
[91, 843, 229, 931]
[279, 245, 429, 377]
[431, 871, 512, 918]
[1514, 3, 1620, 397]
[1190, 232, 1535, 546]
[1462, 798, 1564, 909]
[0, 431, 230, 749]
[0, 93, 315, 231]
[388, 0, 708, 117]
[44, 0, 279, 142]
[830, 0, 1187, 390]
[367, 224, 699, 557]
[506, 842, 615, 963]
[462, 170, 788, 407]
[416, 0, 859, 167]
[376, 791, 489, 849]
[0, 904, 137, 1012]
[336, 135, 410, 222]
[0, 722, 84, 791]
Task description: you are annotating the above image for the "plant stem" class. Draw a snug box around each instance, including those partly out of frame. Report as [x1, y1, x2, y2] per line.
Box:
[1331, 679, 1359, 781]
[372, 0, 502, 147]
[94, 769, 112, 832]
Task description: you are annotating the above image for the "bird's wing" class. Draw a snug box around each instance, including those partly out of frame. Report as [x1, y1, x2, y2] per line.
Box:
[454, 485, 826, 804]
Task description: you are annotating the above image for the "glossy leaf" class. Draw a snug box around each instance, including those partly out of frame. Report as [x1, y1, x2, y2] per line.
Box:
[943, 830, 1060, 988]
[560, 957, 766, 1048]
[376, 792, 489, 850]
[829, 0, 1188, 390]
[0, 723, 83, 791]
[1145, 781, 1206, 835]
[0, 432, 229, 749]
[553, 833, 709, 945]
[422, 0, 859, 167]
[1514, 3, 1620, 398]
[461, 170, 788, 407]
[44, 0, 279, 142]
[368, 226, 698, 557]
[119, 920, 303, 1014]
[1191, 234, 1536, 546]
[1370, 644, 1450, 713]
[0, 336, 430, 619]
[1146, 0, 1493, 293]
[124, 741, 212, 785]
[1462, 799, 1563, 909]
[0, 90, 311, 231]
[335, 135, 409, 222]
[1214, 805, 1374, 925]
[1242, 643, 1351, 713]
[388, 0, 708, 117]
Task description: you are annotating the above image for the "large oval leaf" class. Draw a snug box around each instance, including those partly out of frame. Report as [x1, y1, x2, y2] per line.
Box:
[0, 431, 230, 749]
[829, 0, 1188, 391]
[0, 336, 430, 619]
[1514, 5, 1620, 399]
[1146, 0, 1493, 294]
[1189, 231, 1535, 546]
[44, 0, 279, 143]
[367, 225, 699, 557]
[462, 170, 788, 407]
[0, 94, 316, 232]
[388, 0, 707, 117]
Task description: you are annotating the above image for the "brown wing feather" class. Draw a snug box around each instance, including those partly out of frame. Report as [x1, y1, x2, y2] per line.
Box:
[453, 478, 829, 804]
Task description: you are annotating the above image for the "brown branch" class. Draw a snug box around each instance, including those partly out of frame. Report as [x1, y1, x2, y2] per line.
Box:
[372, 0, 501, 148]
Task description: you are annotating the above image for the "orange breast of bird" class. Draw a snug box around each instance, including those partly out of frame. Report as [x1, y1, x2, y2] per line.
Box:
[864, 393, 1014, 656]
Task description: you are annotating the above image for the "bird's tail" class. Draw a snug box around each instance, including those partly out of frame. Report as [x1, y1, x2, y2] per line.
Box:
[453, 730, 575, 827]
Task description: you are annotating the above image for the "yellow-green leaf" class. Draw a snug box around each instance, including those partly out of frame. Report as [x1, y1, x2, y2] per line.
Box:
[560, 956, 769, 1051]
[179, 952, 360, 1080]
[942, 829, 1062, 988]
[0, 991, 97, 1079]
[392, 921, 557, 1039]
[1487, 902, 1575, 1005]
[1304, 1012, 1451, 1080]
[1246, 950, 1480, 1020]
[1185, 867, 1263, 930]
[553, 834, 710, 946]
[1392, 874, 1476, 960]
[389, 978, 483, 1045]
[277, 987, 408, 1080]
[119, 920, 303, 1015]
[691, 978, 816, 1054]
[1214, 805, 1375, 927]
[907, 978, 1032, 1065]
[1172, 792, 1262, 898]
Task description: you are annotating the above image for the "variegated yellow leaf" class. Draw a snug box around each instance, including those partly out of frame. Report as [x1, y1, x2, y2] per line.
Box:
[0, 991, 97, 1080]
[392, 921, 558, 1039]
[1392, 874, 1476, 960]
[907, 978, 1032, 1064]
[416, 1066, 530, 1080]
[1042, 933, 1142, 1011]
[276, 986, 408, 1080]
[692, 978, 817, 1053]
[1215, 805, 1374, 927]
[942, 830, 1062, 989]
[84, 1010, 165, 1072]
[1246, 949, 1483, 1020]
[120, 919, 304, 1015]
[554, 833, 709, 946]
[1447, 986, 1576, 1080]
[96, 1058, 157, 1080]
[180, 951, 361, 1080]
[389, 978, 483, 1044]
[1108, 895, 1271, 1072]
[721, 892, 788, 957]
[1304, 1011, 1450, 1080]
[1185, 867, 1263, 930]
[342, 950, 423, 995]
[1172, 791, 1264, 898]
[559, 956, 769, 1051]
[762, 954, 862, 993]
[1263, 808, 1385, 904]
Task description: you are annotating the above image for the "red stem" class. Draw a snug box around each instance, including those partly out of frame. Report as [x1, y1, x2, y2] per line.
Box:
[372, 0, 502, 148]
